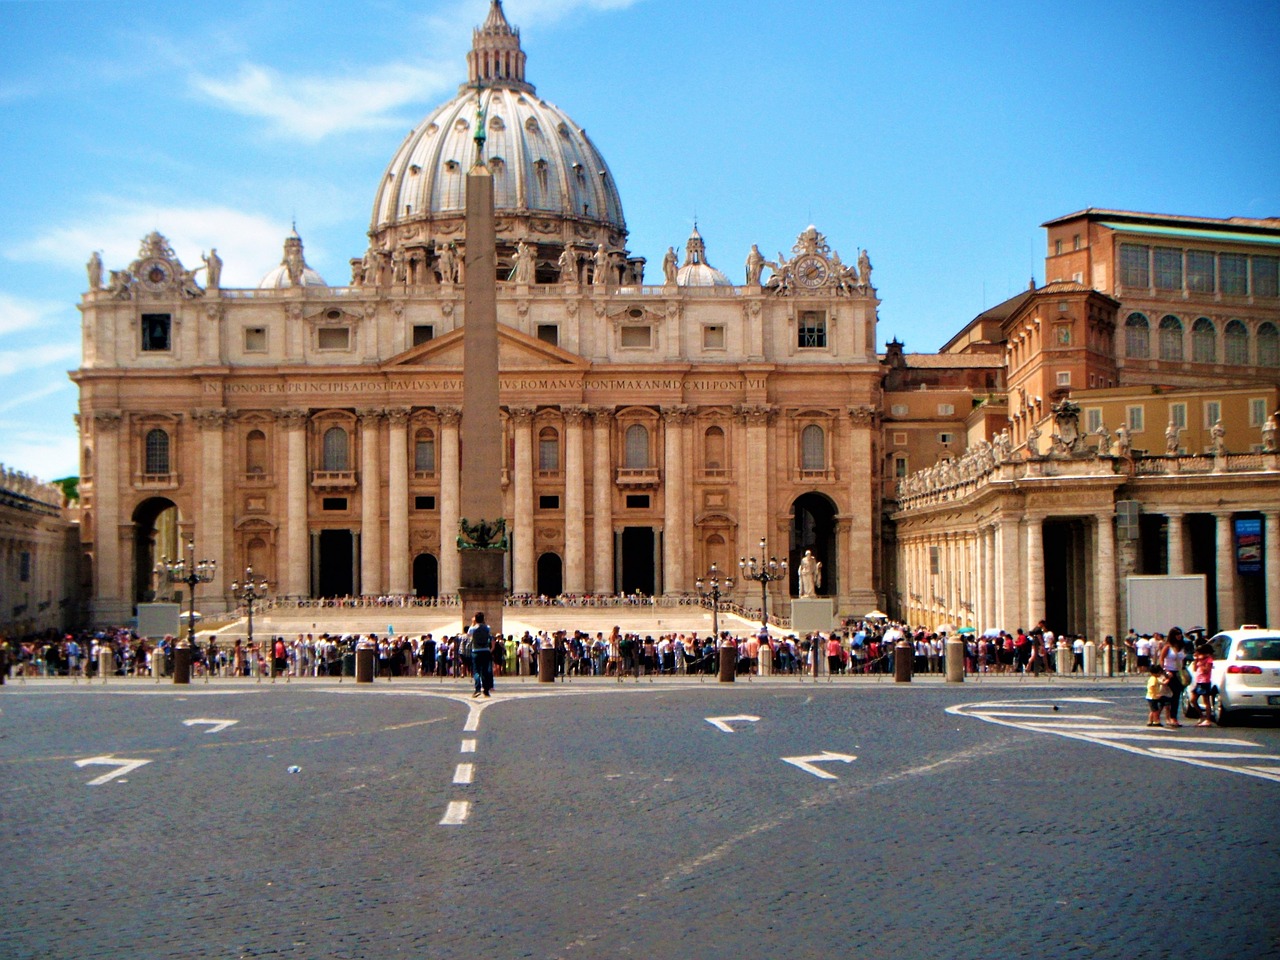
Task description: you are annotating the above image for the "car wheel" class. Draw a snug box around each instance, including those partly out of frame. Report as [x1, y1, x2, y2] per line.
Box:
[1210, 694, 1231, 726]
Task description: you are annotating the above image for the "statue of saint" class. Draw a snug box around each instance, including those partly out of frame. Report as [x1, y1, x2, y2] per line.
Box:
[514, 240, 536, 285]
[285, 247, 305, 287]
[662, 246, 678, 285]
[86, 251, 103, 290]
[1164, 420, 1182, 455]
[797, 550, 822, 598]
[593, 243, 610, 286]
[745, 244, 764, 286]
[202, 249, 222, 290]
[857, 248, 873, 289]
[1263, 412, 1278, 453]
[1114, 423, 1131, 457]
[1210, 418, 1227, 457]
[436, 241, 457, 284]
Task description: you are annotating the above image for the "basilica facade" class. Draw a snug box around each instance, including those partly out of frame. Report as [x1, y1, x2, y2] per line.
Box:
[72, 2, 884, 625]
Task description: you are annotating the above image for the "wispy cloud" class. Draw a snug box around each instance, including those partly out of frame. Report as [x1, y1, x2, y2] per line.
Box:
[0, 380, 72, 416]
[0, 343, 80, 378]
[0, 292, 70, 337]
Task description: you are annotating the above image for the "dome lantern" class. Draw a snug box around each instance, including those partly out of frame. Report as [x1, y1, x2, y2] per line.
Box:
[467, 1, 531, 94]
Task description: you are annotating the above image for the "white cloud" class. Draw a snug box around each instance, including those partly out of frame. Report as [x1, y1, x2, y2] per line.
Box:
[10, 201, 295, 289]
[0, 427, 80, 482]
[0, 380, 73, 416]
[0, 343, 80, 378]
[0, 292, 69, 336]
[189, 61, 453, 142]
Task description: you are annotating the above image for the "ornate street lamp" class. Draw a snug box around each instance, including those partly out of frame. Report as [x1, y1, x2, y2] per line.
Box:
[162, 538, 216, 684]
[739, 538, 787, 633]
[695, 563, 734, 644]
[231, 567, 271, 682]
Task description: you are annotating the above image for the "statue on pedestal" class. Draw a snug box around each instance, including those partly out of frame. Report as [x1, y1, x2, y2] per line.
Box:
[86, 251, 103, 290]
[745, 244, 764, 286]
[662, 246, 678, 285]
[797, 550, 822, 598]
[1211, 418, 1227, 457]
[202, 248, 222, 290]
[558, 246, 577, 284]
[1165, 420, 1182, 455]
[1263, 412, 1278, 453]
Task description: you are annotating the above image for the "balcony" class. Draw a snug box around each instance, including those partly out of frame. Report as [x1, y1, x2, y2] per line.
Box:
[241, 470, 273, 485]
[615, 467, 661, 488]
[311, 470, 357, 490]
[134, 473, 178, 491]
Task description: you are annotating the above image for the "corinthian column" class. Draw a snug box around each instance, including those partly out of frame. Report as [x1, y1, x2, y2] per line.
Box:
[1215, 512, 1237, 631]
[1095, 514, 1117, 643]
[281, 410, 310, 598]
[195, 410, 229, 605]
[739, 404, 772, 564]
[91, 412, 124, 620]
[662, 406, 689, 595]
[359, 409, 383, 597]
[387, 408, 410, 594]
[510, 407, 535, 595]
[438, 407, 461, 597]
[1025, 516, 1044, 628]
[591, 407, 614, 594]
[563, 406, 588, 594]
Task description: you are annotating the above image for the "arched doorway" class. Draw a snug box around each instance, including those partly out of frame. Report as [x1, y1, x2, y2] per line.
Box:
[413, 553, 439, 598]
[132, 497, 179, 604]
[537, 552, 563, 597]
[790, 493, 838, 597]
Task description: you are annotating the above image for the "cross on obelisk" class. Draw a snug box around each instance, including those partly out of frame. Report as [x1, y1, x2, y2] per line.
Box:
[457, 95, 507, 636]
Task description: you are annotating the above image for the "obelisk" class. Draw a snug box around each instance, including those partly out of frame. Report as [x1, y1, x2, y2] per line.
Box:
[457, 100, 507, 636]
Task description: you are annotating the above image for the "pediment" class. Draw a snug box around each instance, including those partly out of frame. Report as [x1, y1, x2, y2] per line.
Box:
[387, 324, 590, 371]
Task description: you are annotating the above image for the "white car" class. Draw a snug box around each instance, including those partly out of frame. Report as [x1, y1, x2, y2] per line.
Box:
[1204, 626, 1280, 725]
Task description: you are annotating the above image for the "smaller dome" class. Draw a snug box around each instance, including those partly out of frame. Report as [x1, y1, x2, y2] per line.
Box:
[676, 225, 732, 288]
[259, 228, 327, 289]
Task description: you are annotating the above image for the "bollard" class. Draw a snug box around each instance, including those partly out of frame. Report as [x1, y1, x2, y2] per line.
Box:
[99, 647, 112, 684]
[758, 643, 772, 677]
[172, 645, 192, 685]
[944, 637, 965, 682]
[718, 644, 736, 683]
[1084, 640, 1097, 676]
[1055, 642, 1072, 676]
[355, 643, 375, 683]
[894, 640, 913, 683]
[538, 646, 556, 683]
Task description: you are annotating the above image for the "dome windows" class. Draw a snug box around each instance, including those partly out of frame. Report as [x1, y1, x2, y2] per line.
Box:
[525, 116, 540, 134]
[445, 160, 460, 173]
[489, 115, 505, 131]
[454, 118, 470, 133]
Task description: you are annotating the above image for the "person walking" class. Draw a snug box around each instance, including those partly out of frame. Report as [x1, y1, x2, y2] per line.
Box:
[468, 612, 494, 698]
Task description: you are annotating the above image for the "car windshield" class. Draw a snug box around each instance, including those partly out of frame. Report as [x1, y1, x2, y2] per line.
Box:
[1232, 638, 1280, 661]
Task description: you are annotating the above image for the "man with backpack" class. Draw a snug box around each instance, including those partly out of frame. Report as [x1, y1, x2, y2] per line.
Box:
[468, 612, 494, 698]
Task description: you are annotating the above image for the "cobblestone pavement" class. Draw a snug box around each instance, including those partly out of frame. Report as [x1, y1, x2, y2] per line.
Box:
[3, 676, 1278, 959]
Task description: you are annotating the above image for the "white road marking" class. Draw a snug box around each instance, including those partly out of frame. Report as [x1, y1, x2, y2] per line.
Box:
[183, 718, 239, 733]
[440, 801, 470, 825]
[75, 755, 152, 786]
[781, 751, 857, 780]
[706, 715, 761, 733]
[453, 763, 474, 784]
[463, 700, 488, 732]
[461, 739, 476, 753]
[949, 698, 1280, 785]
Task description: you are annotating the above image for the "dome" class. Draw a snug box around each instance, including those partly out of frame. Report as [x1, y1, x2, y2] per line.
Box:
[676, 225, 732, 288]
[365, 1, 630, 280]
[259, 229, 326, 289]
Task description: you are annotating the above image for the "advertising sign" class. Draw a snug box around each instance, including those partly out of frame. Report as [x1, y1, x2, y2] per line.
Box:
[1235, 517, 1262, 575]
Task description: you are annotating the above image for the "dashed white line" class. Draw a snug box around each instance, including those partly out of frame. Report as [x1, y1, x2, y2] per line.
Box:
[453, 763, 474, 785]
[461, 739, 476, 753]
[440, 801, 471, 825]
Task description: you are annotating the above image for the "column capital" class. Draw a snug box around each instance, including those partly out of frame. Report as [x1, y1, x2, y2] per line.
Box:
[91, 411, 123, 432]
[588, 405, 615, 422]
[508, 406, 536, 426]
[437, 406, 462, 427]
[847, 404, 877, 426]
[276, 409, 309, 430]
[385, 407, 411, 427]
[662, 404, 692, 424]
[735, 403, 775, 425]
[563, 405, 591, 426]
[192, 408, 232, 429]
[357, 408, 386, 427]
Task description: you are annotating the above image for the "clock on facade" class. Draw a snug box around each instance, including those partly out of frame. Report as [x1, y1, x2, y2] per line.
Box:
[793, 253, 830, 288]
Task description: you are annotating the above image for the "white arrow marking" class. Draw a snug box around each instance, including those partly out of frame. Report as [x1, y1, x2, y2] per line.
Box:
[75, 755, 152, 786]
[706, 715, 761, 733]
[183, 719, 239, 734]
[781, 751, 857, 780]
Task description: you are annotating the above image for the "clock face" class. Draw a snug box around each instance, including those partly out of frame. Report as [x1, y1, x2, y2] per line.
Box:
[793, 254, 829, 288]
[138, 258, 172, 293]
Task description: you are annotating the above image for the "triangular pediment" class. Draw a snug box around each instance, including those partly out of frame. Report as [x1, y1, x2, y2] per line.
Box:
[387, 324, 590, 371]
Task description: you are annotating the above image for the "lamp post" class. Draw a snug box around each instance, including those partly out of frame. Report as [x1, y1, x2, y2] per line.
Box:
[695, 563, 734, 644]
[231, 567, 270, 682]
[739, 538, 787, 633]
[162, 538, 216, 685]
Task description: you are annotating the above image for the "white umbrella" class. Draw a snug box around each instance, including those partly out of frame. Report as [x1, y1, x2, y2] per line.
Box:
[864, 609, 888, 620]
[935, 623, 956, 635]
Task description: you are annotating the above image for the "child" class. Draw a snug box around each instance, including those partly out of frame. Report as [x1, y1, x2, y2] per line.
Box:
[1190, 644, 1215, 727]
[1146, 664, 1173, 728]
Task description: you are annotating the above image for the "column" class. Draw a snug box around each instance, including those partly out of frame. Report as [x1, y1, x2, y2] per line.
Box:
[387, 409, 410, 595]
[1095, 514, 1117, 643]
[985, 526, 997, 629]
[563, 407, 588, 594]
[510, 408, 535, 595]
[283, 411, 309, 598]
[662, 406, 687, 595]
[1166, 511, 1185, 575]
[591, 408, 614, 594]
[742, 405, 771, 557]
[196, 411, 228, 608]
[358, 410, 383, 597]
[1215, 512, 1237, 632]
[1265, 511, 1280, 629]
[1025, 517, 1044, 628]
[998, 517, 1022, 630]
[91, 412, 123, 616]
[438, 408, 461, 597]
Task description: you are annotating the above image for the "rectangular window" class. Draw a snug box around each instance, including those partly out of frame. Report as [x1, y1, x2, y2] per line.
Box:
[1085, 408, 1103, 434]
[936, 403, 955, 416]
[1119, 244, 1150, 287]
[322, 497, 348, 511]
[244, 327, 267, 352]
[798, 311, 827, 349]
[1170, 403, 1187, 429]
[538, 438, 558, 472]
[1254, 256, 1280, 298]
[1249, 398, 1266, 427]
[702, 325, 726, 350]
[1186, 250, 1215, 293]
[538, 495, 560, 510]
[1127, 405, 1145, 432]
[318, 327, 350, 350]
[938, 432, 953, 445]
[1054, 239, 1063, 256]
[625, 494, 650, 509]
[19, 551, 31, 582]
[620, 325, 651, 348]
[1056, 371, 1071, 386]
[1073, 234, 1081, 251]
[414, 495, 436, 511]
[412, 324, 435, 346]
[536, 324, 559, 347]
[1153, 249, 1182, 291]
[895, 457, 908, 478]
[415, 439, 435, 473]
[141, 314, 171, 352]
[1219, 254, 1248, 296]
[1203, 401, 1221, 428]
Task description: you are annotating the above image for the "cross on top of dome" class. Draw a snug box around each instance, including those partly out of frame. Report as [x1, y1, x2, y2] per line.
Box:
[467, 0, 531, 93]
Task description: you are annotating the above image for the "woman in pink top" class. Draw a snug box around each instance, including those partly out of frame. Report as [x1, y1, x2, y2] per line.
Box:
[827, 636, 843, 675]
[1190, 643, 1215, 726]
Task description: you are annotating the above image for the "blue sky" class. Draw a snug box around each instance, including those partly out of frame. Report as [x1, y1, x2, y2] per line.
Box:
[1, 0, 1277, 482]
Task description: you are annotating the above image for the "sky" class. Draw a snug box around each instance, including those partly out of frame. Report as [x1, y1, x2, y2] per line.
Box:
[1, 0, 1277, 482]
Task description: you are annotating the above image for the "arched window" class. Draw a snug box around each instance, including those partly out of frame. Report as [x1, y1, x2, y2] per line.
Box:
[1125, 313, 1150, 359]
[1259, 322, 1280, 368]
[414, 429, 436, 473]
[145, 428, 170, 475]
[322, 426, 349, 471]
[538, 427, 559, 472]
[703, 426, 726, 471]
[801, 424, 825, 471]
[245, 430, 267, 474]
[624, 424, 649, 469]
[1224, 320, 1249, 366]
[1191, 317, 1216, 364]
[1158, 315, 1184, 362]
